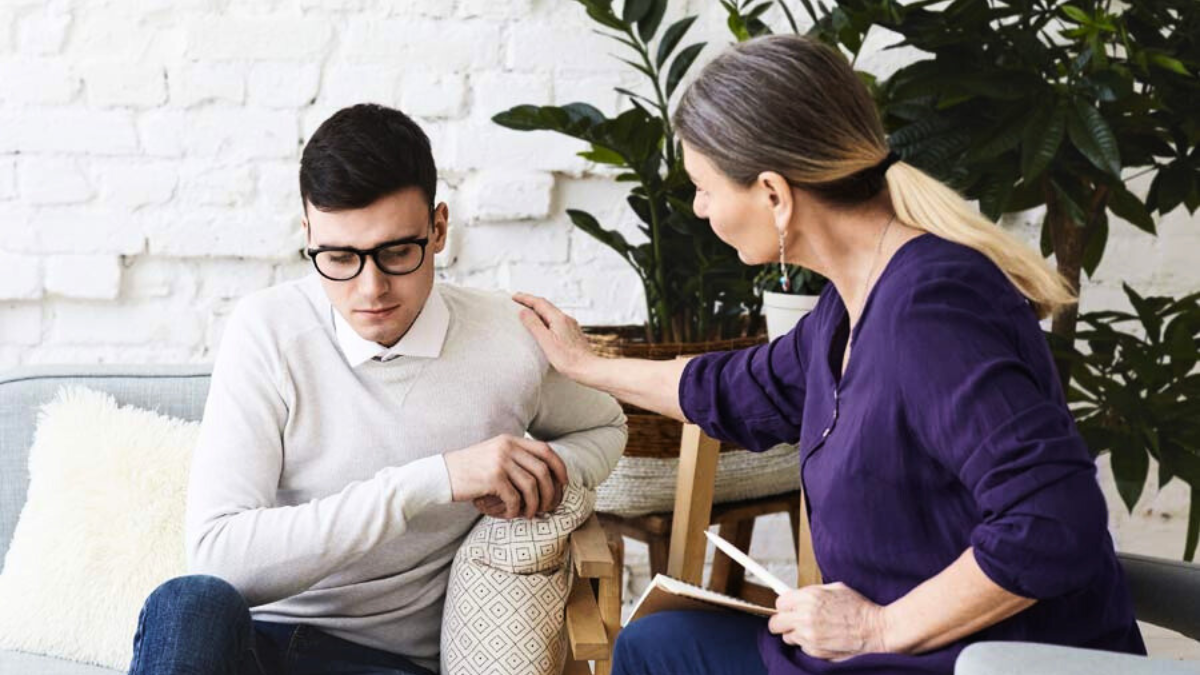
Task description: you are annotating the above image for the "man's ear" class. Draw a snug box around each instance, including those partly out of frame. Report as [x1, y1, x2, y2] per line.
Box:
[757, 171, 794, 235]
[301, 218, 310, 246]
[430, 202, 450, 254]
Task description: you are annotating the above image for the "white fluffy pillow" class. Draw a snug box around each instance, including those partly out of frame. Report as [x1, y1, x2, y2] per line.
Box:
[0, 386, 196, 670]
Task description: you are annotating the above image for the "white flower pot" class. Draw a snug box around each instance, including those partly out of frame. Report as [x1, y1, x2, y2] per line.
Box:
[763, 291, 821, 341]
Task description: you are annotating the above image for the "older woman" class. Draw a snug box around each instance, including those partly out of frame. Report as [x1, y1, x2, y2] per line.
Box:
[512, 34, 1145, 675]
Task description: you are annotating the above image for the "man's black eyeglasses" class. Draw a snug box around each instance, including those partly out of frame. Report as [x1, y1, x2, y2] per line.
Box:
[306, 206, 436, 282]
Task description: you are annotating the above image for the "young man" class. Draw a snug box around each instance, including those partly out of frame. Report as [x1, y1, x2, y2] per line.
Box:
[127, 104, 627, 675]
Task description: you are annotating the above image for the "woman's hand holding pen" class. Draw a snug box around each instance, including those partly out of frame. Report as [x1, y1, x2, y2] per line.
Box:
[768, 582, 891, 660]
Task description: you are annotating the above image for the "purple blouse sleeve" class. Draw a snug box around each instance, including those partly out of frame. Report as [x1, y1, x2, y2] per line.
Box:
[677, 314, 809, 452]
[895, 265, 1109, 600]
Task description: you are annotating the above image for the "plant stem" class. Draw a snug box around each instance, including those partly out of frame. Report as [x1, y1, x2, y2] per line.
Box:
[623, 25, 676, 168]
[1046, 176, 1094, 395]
[621, 24, 675, 342]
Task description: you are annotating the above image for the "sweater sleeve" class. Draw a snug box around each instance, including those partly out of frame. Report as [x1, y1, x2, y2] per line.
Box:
[184, 300, 453, 607]
[676, 312, 811, 452]
[528, 367, 628, 489]
[895, 263, 1109, 600]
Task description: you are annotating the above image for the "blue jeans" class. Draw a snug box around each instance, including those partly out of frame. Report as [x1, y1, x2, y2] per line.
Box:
[612, 610, 769, 675]
[127, 575, 436, 675]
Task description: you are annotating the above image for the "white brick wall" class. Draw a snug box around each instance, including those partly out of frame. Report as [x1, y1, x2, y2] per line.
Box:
[0, 0, 1197, 611]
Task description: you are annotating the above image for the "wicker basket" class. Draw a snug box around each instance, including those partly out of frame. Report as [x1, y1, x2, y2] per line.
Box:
[584, 325, 802, 516]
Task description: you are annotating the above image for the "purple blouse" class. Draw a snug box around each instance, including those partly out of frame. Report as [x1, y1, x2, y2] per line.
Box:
[680, 233, 1145, 674]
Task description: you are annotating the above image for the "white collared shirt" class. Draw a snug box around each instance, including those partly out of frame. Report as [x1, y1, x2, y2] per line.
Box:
[332, 285, 451, 367]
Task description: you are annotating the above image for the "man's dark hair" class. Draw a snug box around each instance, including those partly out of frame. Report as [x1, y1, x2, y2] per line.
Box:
[299, 103, 437, 212]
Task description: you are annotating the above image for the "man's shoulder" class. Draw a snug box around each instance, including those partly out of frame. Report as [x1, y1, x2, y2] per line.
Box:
[226, 276, 326, 349]
[438, 283, 547, 367]
[438, 283, 520, 316]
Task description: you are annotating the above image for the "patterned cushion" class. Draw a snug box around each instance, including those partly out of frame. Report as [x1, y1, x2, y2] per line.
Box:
[441, 485, 596, 675]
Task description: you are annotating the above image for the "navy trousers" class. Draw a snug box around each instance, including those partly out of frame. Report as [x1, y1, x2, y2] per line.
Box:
[612, 609, 770, 674]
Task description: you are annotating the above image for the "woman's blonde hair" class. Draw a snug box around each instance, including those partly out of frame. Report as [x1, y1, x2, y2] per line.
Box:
[672, 34, 1076, 320]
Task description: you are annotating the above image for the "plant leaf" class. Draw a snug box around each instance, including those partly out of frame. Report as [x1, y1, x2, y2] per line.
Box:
[1061, 5, 1091, 24]
[977, 173, 1016, 221]
[578, 145, 626, 165]
[623, 0, 653, 23]
[1111, 444, 1149, 513]
[666, 42, 706, 99]
[637, 0, 668, 43]
[1149, 53, 1191, 77]
[1081, 210, 1107, 278]
[1067, 98, 1121, 177]
[1021, 99, 1066, 180]
[567, 209, 633, 258]
[1107, 182, 1156, 234]
[656, 16, 698, 68]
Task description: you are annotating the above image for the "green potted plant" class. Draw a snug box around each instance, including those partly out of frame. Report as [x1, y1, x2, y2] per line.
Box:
[492, 0, 807, 519]
[796, 0, 1198, 394]
[494, 0, 764, 351]
[1052, 287, 1200, 560]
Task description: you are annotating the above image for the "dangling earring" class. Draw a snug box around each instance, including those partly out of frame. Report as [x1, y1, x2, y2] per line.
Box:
[778, 229, 790, 292]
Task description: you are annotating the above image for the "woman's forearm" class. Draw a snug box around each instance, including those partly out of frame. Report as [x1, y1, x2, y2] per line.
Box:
[882, 548, 1035, 654]
[574, 356, 693, 423]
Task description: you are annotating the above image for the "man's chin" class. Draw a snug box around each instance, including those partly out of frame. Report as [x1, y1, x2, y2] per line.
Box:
[350, 322, 400, 348]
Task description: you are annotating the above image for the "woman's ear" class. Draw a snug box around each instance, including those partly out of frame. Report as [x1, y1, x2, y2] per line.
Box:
[757, 170, 794, 234]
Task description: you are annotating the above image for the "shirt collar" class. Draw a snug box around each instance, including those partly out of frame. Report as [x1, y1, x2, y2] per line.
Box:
[332, 286, 450, 367]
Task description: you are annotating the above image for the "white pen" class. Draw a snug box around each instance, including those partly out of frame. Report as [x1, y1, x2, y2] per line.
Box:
[704, 530, 793, 596]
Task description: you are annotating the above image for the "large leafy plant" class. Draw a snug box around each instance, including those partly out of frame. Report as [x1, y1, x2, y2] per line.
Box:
[804, 0, 1197, 393]
[1054, 287, 1200, 560]
[493, 0, 764, 344]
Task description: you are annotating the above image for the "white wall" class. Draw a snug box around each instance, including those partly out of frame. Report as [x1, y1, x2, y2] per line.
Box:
[0, 0, 1197, 604]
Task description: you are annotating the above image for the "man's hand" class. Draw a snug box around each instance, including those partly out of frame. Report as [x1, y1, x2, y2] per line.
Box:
[767, 582, 890, 660]
[443, 434, 568, 520]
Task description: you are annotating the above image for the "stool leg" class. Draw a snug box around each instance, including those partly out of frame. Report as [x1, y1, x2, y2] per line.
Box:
[648, 534, 670, 579]
[787, 495, 802, 553]
[709, 518, 755, 597]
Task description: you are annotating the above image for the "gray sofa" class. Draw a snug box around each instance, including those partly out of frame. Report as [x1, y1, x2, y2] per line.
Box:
[2, 365, 1199, 674]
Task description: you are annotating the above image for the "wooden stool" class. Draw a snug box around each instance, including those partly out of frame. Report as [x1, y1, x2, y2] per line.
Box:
[598, 489, 802, 606]
[600, 423, 823, 606]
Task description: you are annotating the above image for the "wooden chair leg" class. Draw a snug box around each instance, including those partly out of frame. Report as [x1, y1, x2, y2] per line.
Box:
[667, 424, 720, 585]
[709, 517, 755, 597]
[648, 534, 670, 579]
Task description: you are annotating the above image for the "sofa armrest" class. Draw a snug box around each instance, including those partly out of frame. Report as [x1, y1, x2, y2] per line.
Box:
[1120, 552, 1200, 641]
[957, 642, 1200, 675]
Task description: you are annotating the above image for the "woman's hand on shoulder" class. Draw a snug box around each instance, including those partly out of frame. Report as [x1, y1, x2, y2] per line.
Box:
[512, 292, 599, 381]
[768, 582, 891, 660]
